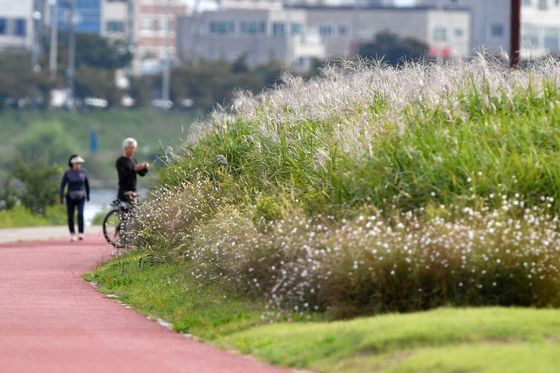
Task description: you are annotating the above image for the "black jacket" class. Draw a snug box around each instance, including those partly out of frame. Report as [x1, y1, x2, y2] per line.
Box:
[60, 169, 90, 201]
[116, 156, 148, 200]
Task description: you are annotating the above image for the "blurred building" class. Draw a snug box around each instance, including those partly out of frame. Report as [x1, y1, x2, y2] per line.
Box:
[521, 0, 560, 58]
[416, 0, 560, 58]
[133, 0, 189, 74]
[177, 7, 325, 70]
[176, 4, 470, 69]
[303, 4, 471, 58]
[57, 0, 102, 34]
[101, 0, 129, 40]
[0, 0, 33, 50]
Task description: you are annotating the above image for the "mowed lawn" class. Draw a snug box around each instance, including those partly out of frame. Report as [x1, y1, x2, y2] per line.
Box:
[220, 307, 560, 373]
[90, 255, 560, 373]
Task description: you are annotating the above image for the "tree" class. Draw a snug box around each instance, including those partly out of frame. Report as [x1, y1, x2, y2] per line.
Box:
[57, 33, 132, 70]
[74, 66, 122, 106]
[14, 122, 75, 165]
[358, 32, 428, 66]
[0, 51, 54, 108]
[10, 158, 61, 215]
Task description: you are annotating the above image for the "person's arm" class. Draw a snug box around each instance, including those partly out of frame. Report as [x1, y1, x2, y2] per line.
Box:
[134, 160, 149, 177]
[85, 174, 90, 202]
[60, 172, 68, 203]
[138, 165, 149, 177]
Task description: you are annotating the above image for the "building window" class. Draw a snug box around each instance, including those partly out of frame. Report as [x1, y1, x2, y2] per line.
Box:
[544, 27, 559, 52]
[291, 23, 302, 35]
[454, 27, 464, 38]
[272, 22, 285, 37]
[491, 23, 504, 37]
[556, 0, 560, 6]
[432, 26, 447, 42]
[0, 18, 6, 35]
[338, 24, 349, 36]
[538, 0, 548, 9]
[522, 24, 540, 47]
[209, 20, 234, 35]
[140, 17, 151, 31]
[106, 20, 124, 33]
[14, 19, 26, 36]
[319, 24, 335, 37]
[523, 0, 532, 5]
[240, 21, 266, 35]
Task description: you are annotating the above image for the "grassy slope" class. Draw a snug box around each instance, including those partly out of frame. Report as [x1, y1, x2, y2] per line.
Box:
[90, 63, 560, 371]
[89, 253, 560, 373]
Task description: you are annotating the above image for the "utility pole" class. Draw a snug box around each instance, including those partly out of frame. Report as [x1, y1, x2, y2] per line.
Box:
[49, 0, 58, 78]
[162, 0, 171, 103]
[32, 0, 42, 72]
[510, 0, 521, 68]
[436, 0, 444, 65]
[66, 0, 76, 109]
[126, 0, 135, 70]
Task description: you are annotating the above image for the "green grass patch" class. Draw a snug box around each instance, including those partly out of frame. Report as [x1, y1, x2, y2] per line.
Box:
[88, 252, 268, 339]
[219, 307, 560, 372]
[89, 254, 560, 372]
[0, 204, 66, 228]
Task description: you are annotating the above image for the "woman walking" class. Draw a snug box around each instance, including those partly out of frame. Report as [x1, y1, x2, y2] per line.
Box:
[60, 155, 90, 241]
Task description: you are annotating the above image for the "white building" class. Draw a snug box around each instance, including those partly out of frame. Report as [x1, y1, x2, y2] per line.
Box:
[416, 0, 560, 58]
[101, 0, 129, 40]
[0, 0, 33, 51]
[177, 7, 325, 70]
[415, 0, 510, 56]
[521, 0, 560, 58]
[303, 5, 471, 59]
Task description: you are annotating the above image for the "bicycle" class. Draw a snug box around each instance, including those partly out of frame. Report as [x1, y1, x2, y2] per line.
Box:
[102, 198, 136, 254]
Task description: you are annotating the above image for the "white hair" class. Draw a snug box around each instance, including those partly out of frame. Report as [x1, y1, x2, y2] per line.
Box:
[122, 137, 138, 150]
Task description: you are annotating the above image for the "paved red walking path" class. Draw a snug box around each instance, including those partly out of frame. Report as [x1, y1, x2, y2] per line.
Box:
[0, 235, 286, 373]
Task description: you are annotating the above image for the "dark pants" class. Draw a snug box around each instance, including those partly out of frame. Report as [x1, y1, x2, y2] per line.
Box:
[66, 197, 85, 234]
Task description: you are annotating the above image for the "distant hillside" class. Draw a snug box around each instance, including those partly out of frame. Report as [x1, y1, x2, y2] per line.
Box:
[0, 110, 196, 184]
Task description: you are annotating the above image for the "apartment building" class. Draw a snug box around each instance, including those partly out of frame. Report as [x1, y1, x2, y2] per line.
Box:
[416, 0, 509, 56]
[101, 0, 129, 40]
[521, 0, 560, 57]
[416, 0, 560, 58]
[0, 0, 33, 50]
[177, 4, 470, 69]
[176, 7, 325, 70]
[303, 4, 471, 58]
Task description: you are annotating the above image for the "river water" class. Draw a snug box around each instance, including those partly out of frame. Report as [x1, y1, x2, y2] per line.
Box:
[84, 187, 150, 225]
[85, 188, 117, 225]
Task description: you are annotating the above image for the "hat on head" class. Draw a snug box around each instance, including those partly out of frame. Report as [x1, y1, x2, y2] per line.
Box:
[70, 155, 85, 164]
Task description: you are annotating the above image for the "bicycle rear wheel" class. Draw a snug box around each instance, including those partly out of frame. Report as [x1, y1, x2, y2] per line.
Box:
[103, 209, 124, 248]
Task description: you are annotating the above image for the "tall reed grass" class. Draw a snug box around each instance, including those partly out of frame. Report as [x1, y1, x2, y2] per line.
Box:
[135, 58, 560, 316]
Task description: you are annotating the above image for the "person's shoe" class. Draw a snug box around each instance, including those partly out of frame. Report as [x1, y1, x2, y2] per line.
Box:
[70, 234, 77, 242]
[78, 234, 84, 241]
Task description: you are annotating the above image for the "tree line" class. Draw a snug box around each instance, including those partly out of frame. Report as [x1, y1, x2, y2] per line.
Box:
[0, 32, 429, 112]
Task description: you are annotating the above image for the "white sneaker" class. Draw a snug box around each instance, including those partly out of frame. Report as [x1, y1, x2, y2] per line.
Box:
[78, 234, 84, 241]
[70, 234, 77, 242]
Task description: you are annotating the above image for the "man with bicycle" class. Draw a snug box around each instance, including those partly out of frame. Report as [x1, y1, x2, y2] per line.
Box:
[116, 138, 150, 203]
[104, 138, 150, 250]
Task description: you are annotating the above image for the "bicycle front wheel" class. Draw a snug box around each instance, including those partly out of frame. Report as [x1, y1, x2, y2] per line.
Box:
[103, 209, 124, 248]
